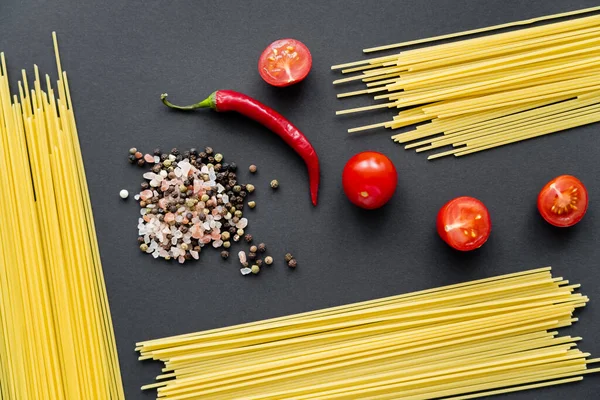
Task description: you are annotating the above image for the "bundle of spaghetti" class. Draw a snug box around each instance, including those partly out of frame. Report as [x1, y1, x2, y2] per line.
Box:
[0, 34, 124, 398]
[332, 7, 600, 159]
[136, 267, 599, 399]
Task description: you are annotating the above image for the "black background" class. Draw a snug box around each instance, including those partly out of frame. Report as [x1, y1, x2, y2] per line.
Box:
[2, 1, 600, 399]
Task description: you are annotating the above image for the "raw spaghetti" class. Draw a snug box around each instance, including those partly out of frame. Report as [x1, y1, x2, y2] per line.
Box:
[0, 34, 124, 398]
[332, 7, 600, 160]
[136, 267, 598, 399]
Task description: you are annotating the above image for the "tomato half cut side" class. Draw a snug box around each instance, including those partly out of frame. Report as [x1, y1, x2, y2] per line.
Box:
[258, 39, 312, 87]
[537, 175, 588, 227]
[436, 197, 492, 251]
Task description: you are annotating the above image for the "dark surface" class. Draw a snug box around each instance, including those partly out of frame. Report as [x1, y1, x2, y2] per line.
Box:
[2, 0, 600, 398]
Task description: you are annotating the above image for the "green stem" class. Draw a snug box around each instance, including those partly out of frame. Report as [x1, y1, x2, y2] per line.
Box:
[160, 92, 216, 111]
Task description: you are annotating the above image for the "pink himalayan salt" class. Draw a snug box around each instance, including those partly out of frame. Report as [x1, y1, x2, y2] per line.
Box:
[140, 189, 153, 201]
[164, 213, 175, 224]
[144, 154, 155, 163]
[200, 235, 212, 244]
[191, 224, 203, 239]
[158, 198, 168, 210]
[210, 229, 221, 240]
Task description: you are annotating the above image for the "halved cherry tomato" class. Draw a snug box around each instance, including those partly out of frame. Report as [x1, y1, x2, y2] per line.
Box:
[537, 175, 588, 227]
[342, 151, 397, 210]
[437, 197, 491, 251]
[258, 39, 312, 87]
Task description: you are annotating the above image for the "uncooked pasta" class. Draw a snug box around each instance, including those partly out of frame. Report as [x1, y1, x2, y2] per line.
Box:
[0, 34, 124, 399]
[332, 7, 600, 160]
[137, 267, 598, 399]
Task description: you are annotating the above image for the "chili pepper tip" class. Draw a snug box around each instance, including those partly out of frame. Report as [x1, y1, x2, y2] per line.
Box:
[160, 93, 216, 111]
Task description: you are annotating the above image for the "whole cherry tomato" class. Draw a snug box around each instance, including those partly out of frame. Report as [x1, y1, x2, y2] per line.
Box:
[342, 151, 397, 209]
[437, 196, 491, 251]
[538, 175, 588, 227]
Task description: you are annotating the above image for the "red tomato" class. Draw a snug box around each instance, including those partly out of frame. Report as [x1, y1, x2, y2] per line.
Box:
[342, 151, 397, 209]
[437, 197, 491, 251]
[258, 39, 312, 87]
[537, 175, 588, 227]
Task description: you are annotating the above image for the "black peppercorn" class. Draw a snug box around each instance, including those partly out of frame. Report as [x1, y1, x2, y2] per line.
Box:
[186, 212, 193, 220]
[239, 191, 247, 198]
[137, 159, 145, 167]
[220, 250, 229, 259]
[181, 226, 189, 234]
[244, 234, 253, 243]
[172, 192, 179, 198]
[221, 162, 230, 171]
[157, 214, 164, 222]
[229, 162, 237, 171]
[178, 198, 185, 205]
[128, 154, 136, 163]
[169, 205, 177, 213]
[190, 147, 198, 156]
[206, 190, 214, 196]
[152, 164, 161, 173]
[258, 243, 266, 253]
[137, 237, 145, 244]
[228, 226, 237, 234]
[153, 148, 161, 156]
[141, 182, 149, 189]
[205, 146, 213, 155]
[184, 253, 192, 261]
[214, 163, 221, 171]
[248, 252, 256, 261]
[235, 204, 244, 210]
[288, 259, 298, 268]
[183, 151, 190, 158]
[256, 259, 263, 267]
[199, 151, 207, 159]
[207, 156, 215, 164]
[171, 148, 179, 155]
[161, 154, 168, 161]
[228, 180, 237, 187]
[198, 213, 206, 221]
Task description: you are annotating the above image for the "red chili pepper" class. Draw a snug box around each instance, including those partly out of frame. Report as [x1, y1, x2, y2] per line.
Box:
[161, 90, 320, 206]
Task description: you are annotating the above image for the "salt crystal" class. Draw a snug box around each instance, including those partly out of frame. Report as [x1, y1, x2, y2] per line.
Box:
[171, 237, 177, 246]
[174, 230, 183, 238]
[146, 204, 155, 209]
[215, 221, 222, 229]
[134, 194, 140, 201]
[174, 168, 183, 178]
[149, 241, 158, 250]
[209, 220, 216, 229]
[140, 189, 153, 200]
[201, 165, 209, 174]
[183, 236, 191, 244]
[240, 268, 252, 276]
[160, 170, 168, 178]
[190, 250, 199, 260]
[217, 184, 225, 193]
[180, 161, 191, 177]
[178, 256, 185, 264]
[152, 251, 159, 258]
[144, 154, 155, 163]
[140, 209, 147, 215]
[150, 179, 159, 187]
[236, 218, 248, 229]
[169, 154, 176, 161]
[222, 195, 229, 204]
[175, 215, 183, 223]
[143, 172, 156, 180]
[238, 251, 247, 264]
[154, 156, 160, 164]
[144, 235, 150, 244]
[203, 222, 211, 231]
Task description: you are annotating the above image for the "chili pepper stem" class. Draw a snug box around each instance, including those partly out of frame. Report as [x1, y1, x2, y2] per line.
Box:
[160, 93, 217, 111]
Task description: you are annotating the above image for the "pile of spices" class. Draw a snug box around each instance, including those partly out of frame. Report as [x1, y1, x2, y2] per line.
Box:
[129, 147, 254, 264]
[238, 243, 272, 276]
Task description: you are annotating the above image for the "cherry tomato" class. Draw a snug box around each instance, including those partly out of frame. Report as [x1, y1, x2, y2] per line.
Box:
[437, 197, 491, 251]
[537, 175, 588, 227]
[258, 39, 312, 87]
[342, 151, 397, 209]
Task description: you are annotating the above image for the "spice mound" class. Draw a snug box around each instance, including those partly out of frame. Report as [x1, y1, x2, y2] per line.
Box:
[132, 148, 250, 264]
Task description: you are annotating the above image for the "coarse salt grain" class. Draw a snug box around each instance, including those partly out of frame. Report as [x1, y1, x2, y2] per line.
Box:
[240, 267, 252, 276]
[238, 251, 247, 264]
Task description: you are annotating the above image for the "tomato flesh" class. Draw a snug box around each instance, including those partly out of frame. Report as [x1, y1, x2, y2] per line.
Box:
[258, 39, 312, 87]
[537, 175, 588, 227]
[342, 151, 397, 210]
[437, 197, 491, 251]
